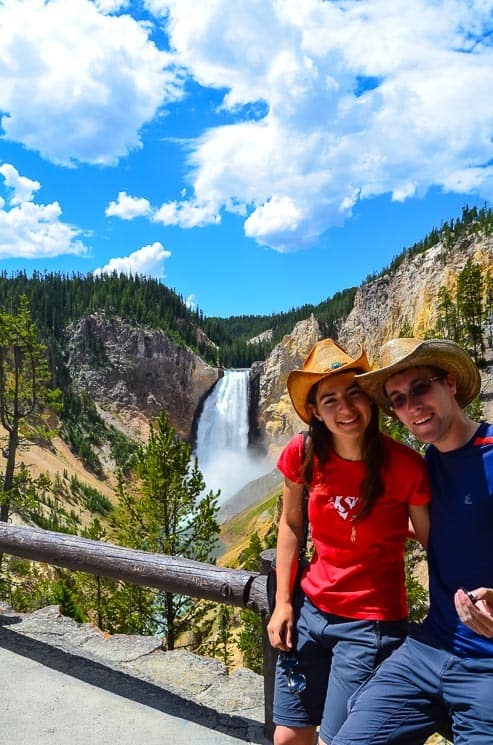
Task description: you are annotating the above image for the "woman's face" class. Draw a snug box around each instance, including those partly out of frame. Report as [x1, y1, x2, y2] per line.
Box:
[308, 371, 372, 446]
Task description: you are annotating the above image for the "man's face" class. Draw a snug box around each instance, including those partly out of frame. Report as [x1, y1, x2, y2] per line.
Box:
[383, 365, 458, 449]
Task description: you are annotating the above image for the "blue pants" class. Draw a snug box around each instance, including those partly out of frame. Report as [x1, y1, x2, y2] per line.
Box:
[332, 630, 493, 744]
[273, 594, 407, 744]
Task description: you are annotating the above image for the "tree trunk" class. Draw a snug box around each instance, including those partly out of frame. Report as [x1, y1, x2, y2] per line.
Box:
[0, 426, 18, 568]
[1, 426, 18, 507]
[165, 591, 175, 650]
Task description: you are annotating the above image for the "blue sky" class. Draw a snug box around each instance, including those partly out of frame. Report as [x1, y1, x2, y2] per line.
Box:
[1, 0, 492, 318]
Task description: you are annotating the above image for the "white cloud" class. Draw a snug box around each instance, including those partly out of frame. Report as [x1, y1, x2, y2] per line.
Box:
[93, 0, 129, 13]
[106, 191, 152, 219]
[93, 242, 171, 277]
[141, 0, 493, 251]
[185, 293, 197, 310]
[0, 163, 87, 259]
[244, 195, 303, 252]
[0, 0, 184, 166]
[440, 166, 493, 194]
[0, 163, 40, 205]
[105, 190, 219, 228]
[153, 200, 220, 228]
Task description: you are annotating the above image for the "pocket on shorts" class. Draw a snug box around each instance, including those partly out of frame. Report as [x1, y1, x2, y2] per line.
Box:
[373, 619, 408, 666]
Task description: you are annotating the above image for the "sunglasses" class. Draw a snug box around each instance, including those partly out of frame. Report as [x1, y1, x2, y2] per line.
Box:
[386, 376, 445, 412]
[279, 651, 307, 695]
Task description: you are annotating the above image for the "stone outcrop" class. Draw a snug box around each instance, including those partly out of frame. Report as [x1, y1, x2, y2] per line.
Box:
[338, 233, 493, 362]
[248, 329, 273, 345]
[65, 314, 221, 441]
[252, 314, 322, 453]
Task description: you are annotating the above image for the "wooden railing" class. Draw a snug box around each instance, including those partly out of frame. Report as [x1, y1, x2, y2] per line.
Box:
[0, 523, 277, 739]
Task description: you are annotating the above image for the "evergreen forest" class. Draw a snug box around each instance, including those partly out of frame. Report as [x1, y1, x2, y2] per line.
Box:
[0, 270, 356, 369]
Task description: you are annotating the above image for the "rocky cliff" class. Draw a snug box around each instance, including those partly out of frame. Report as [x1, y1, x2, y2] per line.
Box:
[252, 314, 322, 452]
[338, 233, 493, 360]
[65, 314, 221, 441]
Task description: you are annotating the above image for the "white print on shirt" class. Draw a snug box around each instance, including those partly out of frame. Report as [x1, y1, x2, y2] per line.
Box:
[330, 495, 360, 521]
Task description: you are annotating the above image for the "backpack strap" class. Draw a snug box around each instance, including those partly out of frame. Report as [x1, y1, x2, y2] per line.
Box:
[299, 431, 310, 561]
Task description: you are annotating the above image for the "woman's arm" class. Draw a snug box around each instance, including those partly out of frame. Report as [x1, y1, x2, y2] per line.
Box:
[266, 477, 305, 651]
[408, 503, 430, 550]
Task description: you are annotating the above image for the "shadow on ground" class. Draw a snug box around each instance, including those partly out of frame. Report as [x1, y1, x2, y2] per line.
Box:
[0, 615, 266, 744]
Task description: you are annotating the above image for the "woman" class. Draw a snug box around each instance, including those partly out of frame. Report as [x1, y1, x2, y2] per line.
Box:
[267, 339, 430, 745]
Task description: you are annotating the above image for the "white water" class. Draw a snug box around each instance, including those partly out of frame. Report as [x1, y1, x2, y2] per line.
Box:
[195, 369, 272, 505]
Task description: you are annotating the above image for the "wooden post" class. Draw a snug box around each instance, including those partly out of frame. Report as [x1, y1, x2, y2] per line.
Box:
[260, 548, 277, 742]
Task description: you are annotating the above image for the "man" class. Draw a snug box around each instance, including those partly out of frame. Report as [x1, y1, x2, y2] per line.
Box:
[332, 338, 493, 745]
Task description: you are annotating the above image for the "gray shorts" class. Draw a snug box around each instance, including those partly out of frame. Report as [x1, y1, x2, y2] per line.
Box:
[273, 594, 407, 744]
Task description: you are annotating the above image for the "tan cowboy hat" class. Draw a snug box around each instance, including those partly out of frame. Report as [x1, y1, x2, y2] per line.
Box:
[287, 338, 370, 423]
[355, 338, 481, 413]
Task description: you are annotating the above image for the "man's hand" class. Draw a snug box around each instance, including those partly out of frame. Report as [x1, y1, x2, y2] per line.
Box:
[454, 587, 493, 638]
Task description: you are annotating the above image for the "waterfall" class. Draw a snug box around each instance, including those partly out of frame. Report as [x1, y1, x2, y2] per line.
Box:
[195, 369, 272, 505]
[196, 369, 250, 458]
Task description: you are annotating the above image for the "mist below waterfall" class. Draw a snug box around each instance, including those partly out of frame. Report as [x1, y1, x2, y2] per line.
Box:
[195, 369, 273, 505]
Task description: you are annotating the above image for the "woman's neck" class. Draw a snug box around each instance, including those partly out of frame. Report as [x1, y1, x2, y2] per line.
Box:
[332, 437, 363, 462]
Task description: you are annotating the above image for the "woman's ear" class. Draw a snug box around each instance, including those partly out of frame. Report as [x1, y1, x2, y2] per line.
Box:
[308, 403, 323, 422]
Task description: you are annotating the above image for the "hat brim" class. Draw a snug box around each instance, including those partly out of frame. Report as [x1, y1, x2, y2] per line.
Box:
[288, 348, 370, 423]
[355, 339, 481, 414]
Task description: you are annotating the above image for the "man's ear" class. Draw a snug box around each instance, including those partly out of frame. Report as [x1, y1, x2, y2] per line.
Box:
[444, 372, 457, 397]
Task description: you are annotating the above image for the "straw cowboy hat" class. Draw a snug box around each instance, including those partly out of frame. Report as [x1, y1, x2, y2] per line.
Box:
[356, 338, 481, 413]
[287, 338, 370, 423]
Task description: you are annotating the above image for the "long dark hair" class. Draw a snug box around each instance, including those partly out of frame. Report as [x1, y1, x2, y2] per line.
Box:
[300, 372, 385, 519]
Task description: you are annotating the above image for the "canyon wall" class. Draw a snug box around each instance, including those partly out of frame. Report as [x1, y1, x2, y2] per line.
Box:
[66, 314, 221, 441]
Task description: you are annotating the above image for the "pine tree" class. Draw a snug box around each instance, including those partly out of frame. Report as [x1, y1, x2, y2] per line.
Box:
[53, 576, 86, 623]
[237, 530, 265, 673]
[0, 296, 59, 531]
[73, 514, 156, 635]
[456, 259, 484, 362]
[112, 413, 220, 649]
[484, 269, 493, 348]
[435, 287, 459, 341]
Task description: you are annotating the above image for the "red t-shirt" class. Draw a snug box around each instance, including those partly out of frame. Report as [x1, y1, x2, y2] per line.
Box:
[277, 433, 430, 621]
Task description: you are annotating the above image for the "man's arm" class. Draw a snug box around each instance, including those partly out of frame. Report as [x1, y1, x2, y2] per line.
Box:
[454, 587, 493, 638]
